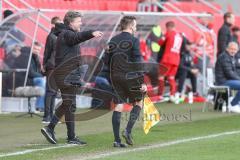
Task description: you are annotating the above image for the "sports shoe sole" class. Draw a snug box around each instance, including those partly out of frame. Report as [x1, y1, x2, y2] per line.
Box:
[41, 128, 57, 144]
[42, 121, 50, 124]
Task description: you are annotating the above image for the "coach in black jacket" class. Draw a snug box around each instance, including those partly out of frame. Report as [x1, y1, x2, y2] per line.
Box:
[41, 11, 103, 145]
[215, 41, 240, 113]
[217, 12, 235, 55]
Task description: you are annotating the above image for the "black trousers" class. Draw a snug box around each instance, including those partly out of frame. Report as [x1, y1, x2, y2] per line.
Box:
[44, 70, 56, 120]
[49, 61, 79, 139]
[177, 69, 197, 93]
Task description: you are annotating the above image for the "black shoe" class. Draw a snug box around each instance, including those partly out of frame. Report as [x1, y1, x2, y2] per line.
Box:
[67, 136, 87, 146]
[113, 142, 128, 148]
[122, 130, 133, 145]
[41, 126, 57, 144]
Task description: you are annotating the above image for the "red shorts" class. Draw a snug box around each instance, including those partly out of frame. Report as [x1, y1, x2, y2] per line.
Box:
[161, 63, 178, 77]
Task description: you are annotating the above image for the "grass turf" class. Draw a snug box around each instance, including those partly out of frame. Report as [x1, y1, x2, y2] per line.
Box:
[0, 102, 239, 160]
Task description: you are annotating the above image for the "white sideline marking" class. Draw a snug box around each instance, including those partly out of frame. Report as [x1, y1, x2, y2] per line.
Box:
[0, 144, 75, 158]
[0, 130, 240, 158]
[80, 130, 240, 160]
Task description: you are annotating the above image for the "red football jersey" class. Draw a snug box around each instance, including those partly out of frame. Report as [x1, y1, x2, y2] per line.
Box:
[158, 30, 183, 66]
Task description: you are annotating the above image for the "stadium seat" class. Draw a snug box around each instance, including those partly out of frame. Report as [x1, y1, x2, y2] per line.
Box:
[14, 86, 44, 118]
[203, 68, 230, 112]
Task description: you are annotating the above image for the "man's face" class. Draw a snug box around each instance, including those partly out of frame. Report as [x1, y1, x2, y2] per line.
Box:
[226, 42, 239, 56]
[227, 14, 235, 25]
[12, 45, 21, 57]
[69, 17, 82, 32]
[33, 45, 41, 55]
[130, 20, 137, 34]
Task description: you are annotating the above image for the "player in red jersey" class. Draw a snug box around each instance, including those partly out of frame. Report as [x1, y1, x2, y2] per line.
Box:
[158, 21, 183, 102]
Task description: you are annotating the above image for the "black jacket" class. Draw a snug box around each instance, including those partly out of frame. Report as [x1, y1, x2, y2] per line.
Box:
[55, 25, 94, 67]
[43, 28, 57, 70]
[179, 51, 196, 72]
[43, 23, 67, 70]
[217, 22, 232, 55]
[215, 51, 240, 85]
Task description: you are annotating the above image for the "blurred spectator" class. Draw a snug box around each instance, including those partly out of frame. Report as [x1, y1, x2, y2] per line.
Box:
[215, 41, 240, 113]
[4, 45, 23, 68]
[231, 26, 240, 46]
[217, 12, 235, 55]
[158, 21, 183, 102]
[2, 10, 25, 55]
[176, 40, 199, 104]
[42, 16, 62, 123]
[28, 42, 46, 111]
[3, 45, 29, 96]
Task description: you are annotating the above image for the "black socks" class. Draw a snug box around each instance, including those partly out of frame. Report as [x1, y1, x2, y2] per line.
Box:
[126, 105, 141, 134]
[112, 111, 122, 143]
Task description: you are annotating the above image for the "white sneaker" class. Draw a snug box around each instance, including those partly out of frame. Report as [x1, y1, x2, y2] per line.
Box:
[229, 105, 240, 113]
[174, 92, 180, 104]
[188, 92, 193, 104]
[169, 95, 176, 103]
[222, 103, 227, 113]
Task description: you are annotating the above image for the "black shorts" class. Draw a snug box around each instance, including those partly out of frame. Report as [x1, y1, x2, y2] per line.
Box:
[112, 75, 144, 104]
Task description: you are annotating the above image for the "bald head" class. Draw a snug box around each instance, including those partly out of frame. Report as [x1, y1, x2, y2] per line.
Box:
[226, 41, 239, 56]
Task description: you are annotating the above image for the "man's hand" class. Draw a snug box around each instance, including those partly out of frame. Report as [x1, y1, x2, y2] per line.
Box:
[140, 84, 147, 93]
[92, 31, 103, 38]
[41, 66, 46, 74]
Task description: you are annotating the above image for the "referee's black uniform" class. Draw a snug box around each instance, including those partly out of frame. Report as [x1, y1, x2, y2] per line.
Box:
[109, 32, 144, 103]
[108, 31, 144, 147]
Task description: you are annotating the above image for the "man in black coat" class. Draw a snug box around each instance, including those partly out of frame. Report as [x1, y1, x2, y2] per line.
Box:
[42, 16, 61, 123]
[215, 41, 240, 113]
[217, 12, 235, 55]
[108, 16, 147, 147]
[41, 11, 103, 145]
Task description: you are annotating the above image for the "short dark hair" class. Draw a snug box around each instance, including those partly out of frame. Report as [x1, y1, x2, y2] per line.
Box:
[3, 9, 13, 19]
[224, 12, 233, 21]
[63, 11, 82, 25]
[119, 16, 136, 31]
[232, 26, 240, 32]
[51, 16, 61, 25]
[166, 21, 175, 28]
